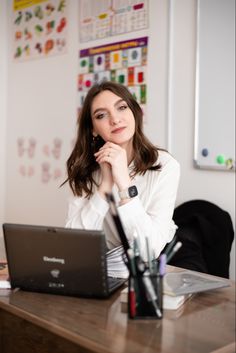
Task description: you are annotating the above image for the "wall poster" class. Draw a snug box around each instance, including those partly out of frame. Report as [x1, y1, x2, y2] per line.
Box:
[78, 36, 148, 119]
[16, 136, 64, 184]
[79, 0, 149, 42]
[12, 0, 68, 61]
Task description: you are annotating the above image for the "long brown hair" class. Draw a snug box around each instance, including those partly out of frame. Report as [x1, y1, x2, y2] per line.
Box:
[64, 81, 162, 197]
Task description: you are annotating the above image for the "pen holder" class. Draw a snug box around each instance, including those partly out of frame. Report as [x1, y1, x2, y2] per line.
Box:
[128, 272, 163, 320]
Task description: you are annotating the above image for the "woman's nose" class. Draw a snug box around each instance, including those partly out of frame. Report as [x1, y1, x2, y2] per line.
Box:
[109, 112, 120, 125]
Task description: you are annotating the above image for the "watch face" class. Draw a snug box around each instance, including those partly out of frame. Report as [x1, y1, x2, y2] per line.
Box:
[128, 185, 138, 198]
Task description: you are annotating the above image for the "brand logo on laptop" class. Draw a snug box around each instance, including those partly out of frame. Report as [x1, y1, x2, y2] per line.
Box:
[43, 256, 65, 265]
[49, 282, 65, 288]
[50, 269, 60, 278]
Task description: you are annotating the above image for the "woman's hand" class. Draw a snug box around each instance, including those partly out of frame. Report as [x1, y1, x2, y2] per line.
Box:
[97, 162, 113, 199]
[94, 142, 131, 191]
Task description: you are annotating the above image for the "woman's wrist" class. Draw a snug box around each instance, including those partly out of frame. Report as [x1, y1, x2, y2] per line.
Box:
[118, 198, 131, 206]
[98, 183, 113, 200]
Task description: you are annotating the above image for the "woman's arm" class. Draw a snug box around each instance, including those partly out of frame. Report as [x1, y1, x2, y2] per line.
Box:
[118, 155, 180, 261]
[65, 191, 109, 229]
[65, 152, 180, 261]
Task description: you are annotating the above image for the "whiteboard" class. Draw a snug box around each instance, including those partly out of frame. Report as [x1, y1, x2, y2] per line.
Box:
[194, 0, 235, 171]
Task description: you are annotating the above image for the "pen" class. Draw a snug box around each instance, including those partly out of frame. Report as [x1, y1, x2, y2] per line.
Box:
[145, 237, 153, 274]
[133, 237, 146, 275]
[142, 274, 162, 318]
[129, 276, 136, 318]
[127, 248, 136, 277]
[157, 254, 166, 312]
[105, 193, 130, 256]
[163, 235, 177, 257]
[159, 254, 167, 277]
[133, 237, 139, 257]
[166, 241, 182, 263]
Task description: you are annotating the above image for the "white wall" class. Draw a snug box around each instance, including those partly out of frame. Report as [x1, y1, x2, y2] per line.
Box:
[4, 1, 79, 227]
[0, 0, 7, 259]
[0, 0, 235, 278]
[168, 0, 235, 279]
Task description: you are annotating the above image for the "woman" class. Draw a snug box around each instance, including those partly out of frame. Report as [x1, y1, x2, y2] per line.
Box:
[64, 81, 180, 262]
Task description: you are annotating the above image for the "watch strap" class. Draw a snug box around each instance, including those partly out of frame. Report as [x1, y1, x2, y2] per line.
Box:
[118, 185, 138, 200]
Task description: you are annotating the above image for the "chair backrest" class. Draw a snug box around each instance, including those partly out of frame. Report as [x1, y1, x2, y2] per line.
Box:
[173, 200, 234, 278]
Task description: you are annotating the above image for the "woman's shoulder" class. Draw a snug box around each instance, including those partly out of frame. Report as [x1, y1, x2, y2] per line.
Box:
[157, 149, 180, 170]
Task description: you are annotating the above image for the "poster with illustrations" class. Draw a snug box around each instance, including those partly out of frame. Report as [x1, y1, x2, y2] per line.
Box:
[79, 0, 149, 42]
[12, 0, 68, 61]
[78, 37, 148, 119]
[16, 136, 65, 184]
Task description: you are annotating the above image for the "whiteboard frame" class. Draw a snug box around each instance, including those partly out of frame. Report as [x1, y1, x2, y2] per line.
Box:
[194, 0, 235, 172]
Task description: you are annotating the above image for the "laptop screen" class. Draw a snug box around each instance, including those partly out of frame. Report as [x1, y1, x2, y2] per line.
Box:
[3, 223, 125, 298]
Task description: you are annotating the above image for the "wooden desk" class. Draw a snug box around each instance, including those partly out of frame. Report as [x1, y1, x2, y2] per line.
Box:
[0, 276, 235, 353]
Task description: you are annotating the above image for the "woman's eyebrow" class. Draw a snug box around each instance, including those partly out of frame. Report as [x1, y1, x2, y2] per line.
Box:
[92, 99, 125, 116]
[92, 107, 106, 116]
[114, 98, 125, 107]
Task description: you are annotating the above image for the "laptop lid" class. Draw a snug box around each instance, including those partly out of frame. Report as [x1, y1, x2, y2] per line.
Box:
[3, 223, 124, 298]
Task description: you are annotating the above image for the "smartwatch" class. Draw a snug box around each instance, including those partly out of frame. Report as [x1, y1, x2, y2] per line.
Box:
[118, 185, 138, 200]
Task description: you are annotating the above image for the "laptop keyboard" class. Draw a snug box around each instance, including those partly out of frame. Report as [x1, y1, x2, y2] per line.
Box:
[107, 276, 126, 291]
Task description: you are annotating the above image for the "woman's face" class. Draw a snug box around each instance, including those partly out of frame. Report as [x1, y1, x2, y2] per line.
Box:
[91, 90, 135, 149]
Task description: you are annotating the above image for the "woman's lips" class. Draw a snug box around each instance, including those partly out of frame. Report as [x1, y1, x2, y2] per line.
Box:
[111, 127, 125, 134]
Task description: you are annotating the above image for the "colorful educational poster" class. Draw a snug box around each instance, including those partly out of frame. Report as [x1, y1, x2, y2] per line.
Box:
[12, 0, 68, 61]
[79, 0, 149, 42]
[78, 37, 148, 118]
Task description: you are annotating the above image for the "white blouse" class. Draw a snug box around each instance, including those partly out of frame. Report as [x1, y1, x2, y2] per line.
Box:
[65, 150, 180, 261]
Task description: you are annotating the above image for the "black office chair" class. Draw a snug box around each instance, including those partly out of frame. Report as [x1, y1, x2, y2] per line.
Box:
[167, 200, 234, 278]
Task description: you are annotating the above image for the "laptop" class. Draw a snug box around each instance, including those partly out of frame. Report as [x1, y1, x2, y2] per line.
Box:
[2, 223, 126, 298]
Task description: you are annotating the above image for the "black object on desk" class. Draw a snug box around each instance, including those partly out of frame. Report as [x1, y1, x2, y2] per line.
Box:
[2, 223, 125, 298]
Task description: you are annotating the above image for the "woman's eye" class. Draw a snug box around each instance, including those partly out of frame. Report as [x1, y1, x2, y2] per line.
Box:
[95, 113, 106, 119]
[118, 105, 128, 111]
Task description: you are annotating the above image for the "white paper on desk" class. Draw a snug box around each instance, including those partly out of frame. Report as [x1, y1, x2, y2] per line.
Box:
[120, 286, 191, 310]
[164, 270, 230, 296]
[106, 245, 129, 279]
[0, 280, 11, 289]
